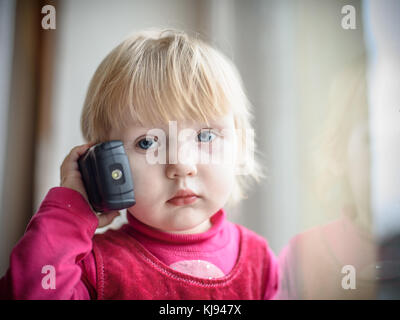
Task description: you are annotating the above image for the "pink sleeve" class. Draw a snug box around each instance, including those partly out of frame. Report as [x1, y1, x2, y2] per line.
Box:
[273, 240, 299, 300]
[0, 187, 99, 300]
[263, 246, 280, 300]
[77, 252, 97, 299]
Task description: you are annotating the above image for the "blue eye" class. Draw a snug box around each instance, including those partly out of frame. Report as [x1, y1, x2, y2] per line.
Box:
[198, 130, 216, 143]
[137, 136, 158, 150]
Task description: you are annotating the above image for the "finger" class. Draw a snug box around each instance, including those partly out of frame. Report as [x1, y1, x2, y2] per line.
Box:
[98, 211, 120, 228]
[61, 143, 96, 173]
[68, 143, 96, 162]
[97, 211, 120, 228]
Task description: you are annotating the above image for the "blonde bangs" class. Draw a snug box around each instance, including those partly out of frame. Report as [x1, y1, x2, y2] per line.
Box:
[81, 29, 250, 142]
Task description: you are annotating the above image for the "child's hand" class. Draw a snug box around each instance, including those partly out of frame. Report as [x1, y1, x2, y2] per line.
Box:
[60, 143, 120, 228]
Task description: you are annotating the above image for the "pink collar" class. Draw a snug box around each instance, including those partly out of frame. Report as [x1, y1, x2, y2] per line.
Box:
[125, 208, 226, 244]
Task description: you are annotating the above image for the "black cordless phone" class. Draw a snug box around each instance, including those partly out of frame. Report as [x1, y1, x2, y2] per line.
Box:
[78, 140, 136, 213]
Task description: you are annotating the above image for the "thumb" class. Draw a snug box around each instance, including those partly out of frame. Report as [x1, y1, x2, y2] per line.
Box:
[97, 211, 121, 228]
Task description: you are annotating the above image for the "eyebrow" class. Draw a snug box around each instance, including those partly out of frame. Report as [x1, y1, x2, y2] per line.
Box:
[127, 119, 231, 136]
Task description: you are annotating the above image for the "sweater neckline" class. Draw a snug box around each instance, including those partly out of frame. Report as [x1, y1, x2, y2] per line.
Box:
[125, 208, 226, 244]
[121, 222, 246, 286]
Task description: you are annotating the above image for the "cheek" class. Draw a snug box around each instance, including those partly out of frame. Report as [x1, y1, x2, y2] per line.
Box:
[198, 137, 238, 170]
[128, 156, 163, 199]
[202, 163, 235, 195]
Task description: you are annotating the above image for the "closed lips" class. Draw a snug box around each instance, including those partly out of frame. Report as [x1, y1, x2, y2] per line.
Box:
[169, 189, 198, 200]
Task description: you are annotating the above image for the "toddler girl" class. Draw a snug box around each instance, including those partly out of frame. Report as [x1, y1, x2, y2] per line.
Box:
[0, 28, 278, 300]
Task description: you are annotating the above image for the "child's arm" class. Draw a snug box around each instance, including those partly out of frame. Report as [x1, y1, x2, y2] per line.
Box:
[0, 187, 98, 299]
[0, 144, 119, 299]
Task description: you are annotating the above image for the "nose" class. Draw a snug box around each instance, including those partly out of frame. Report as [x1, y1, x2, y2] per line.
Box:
[166, 162, 197, 179]
[165, 131, 198, 179]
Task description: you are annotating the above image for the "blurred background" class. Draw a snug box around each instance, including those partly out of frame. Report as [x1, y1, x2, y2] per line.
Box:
[0, 0, 399, 298]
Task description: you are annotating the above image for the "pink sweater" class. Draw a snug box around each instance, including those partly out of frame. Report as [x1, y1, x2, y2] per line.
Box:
[0, 187, 278, 299]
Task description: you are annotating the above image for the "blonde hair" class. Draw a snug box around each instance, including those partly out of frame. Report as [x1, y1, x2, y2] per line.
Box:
[310, 54, 369, 217]
[81, 28, 265, 208]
